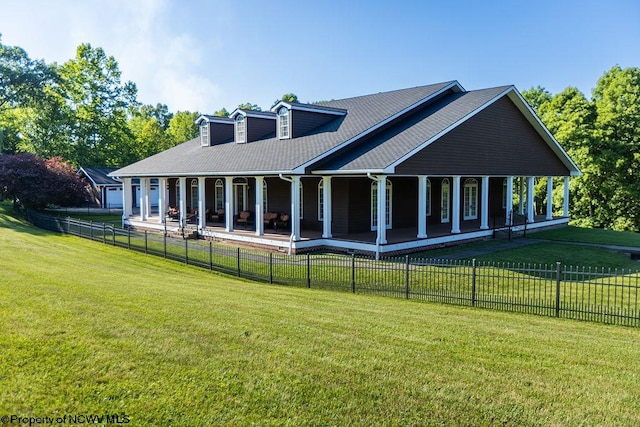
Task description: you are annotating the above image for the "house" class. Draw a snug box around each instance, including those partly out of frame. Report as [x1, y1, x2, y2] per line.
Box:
[110, 81, 580, 256]
[78, 166, 159, 209]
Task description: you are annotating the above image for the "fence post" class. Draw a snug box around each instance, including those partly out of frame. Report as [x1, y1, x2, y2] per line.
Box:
[405, 255, 410, 299]
[89, 220, 93, 240]
[269, 252, 273, 284]
[209, 241, 213, 271]
[306, 253, 311, 288]
[127, 227, 131, 249]
[351, 253, 356, 293]
[555, 261, 562, 317]
[184, 238, 188, 264]
[112, 226, 115, 246]
[144, 230, 148, 254]
[237, 247, 241, 277]
[471, 258, 477, 307]
[67, 216, 70, 234]
[103, 223, 106, 243]
[163, 232, 167, 258]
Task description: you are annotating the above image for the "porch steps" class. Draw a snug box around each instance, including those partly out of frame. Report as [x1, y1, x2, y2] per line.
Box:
[168, 228, 198, 240]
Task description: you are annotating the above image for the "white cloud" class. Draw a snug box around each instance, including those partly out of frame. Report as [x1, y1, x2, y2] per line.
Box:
[0, 0, 224, 112]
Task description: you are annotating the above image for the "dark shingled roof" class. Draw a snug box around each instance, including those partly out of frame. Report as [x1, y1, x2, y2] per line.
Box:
[112, 81, 457, 177]
[79, 166, 120, 186]
[316, 86, 512, 172]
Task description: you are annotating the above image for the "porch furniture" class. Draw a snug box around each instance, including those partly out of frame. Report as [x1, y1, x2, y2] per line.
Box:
[274, 214, 289, 232]
[235, 211, 252, 229]
[264, 212, 279, 230]
[210, 208, 224, 222]
[167, 207, 179, 221]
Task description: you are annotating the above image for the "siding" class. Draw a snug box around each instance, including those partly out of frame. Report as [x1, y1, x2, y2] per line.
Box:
[247, 117, 276, 143]
[292, 110, 339, 138]
[211, 122, 234, 145]
[264, 177, 290, 215]
[348, 178, 371, 233]
[392, 177, 417, 228]
[396, 96, 570, 176]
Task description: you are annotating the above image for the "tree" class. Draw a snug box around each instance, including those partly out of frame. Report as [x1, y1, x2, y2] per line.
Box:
[213, 107, 229, 117]
[53, 43, 138, 167]
[237, 102, 261, 111]
[0, 153, 86, 208]
[167, 111, 200, 143]
[271, 93, 299, 108]
[521, 86, 552, 112]
[590, 66, 640, 230]
[0, 34, 54, 113]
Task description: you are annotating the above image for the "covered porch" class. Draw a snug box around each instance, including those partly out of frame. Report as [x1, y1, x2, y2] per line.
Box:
[122, 173, 571, 256]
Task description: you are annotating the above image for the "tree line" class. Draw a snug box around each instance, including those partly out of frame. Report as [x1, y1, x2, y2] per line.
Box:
[1, 35, 639, 230]
[522, 65, 640, 231]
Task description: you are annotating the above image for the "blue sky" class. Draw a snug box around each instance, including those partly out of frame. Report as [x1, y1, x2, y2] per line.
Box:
[1, 0, 638, 113]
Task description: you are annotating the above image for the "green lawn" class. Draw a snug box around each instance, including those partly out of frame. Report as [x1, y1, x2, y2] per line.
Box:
[530, 225, 640, 247]
[1, 205, 640, 425]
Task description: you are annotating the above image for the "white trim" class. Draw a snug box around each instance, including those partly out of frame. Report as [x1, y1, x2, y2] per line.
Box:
[293, 81, 464, 174]
[255, 176, 264, 236]
[463, 178, 478, 220]
[480, 176, 489, 230]
[417, 176, 428, 239]
[526, 176, 535, 223]
[546, 176, 554, 220]
[277, 106, 291, 140]
[321, 176, 332, 238]
[195, 115, 233, 125]
[271, 101, 347, 116]
[505, 176, 514, 226]
[451, 176, 461, 234]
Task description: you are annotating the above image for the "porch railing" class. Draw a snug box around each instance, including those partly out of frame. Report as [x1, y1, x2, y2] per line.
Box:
[23, 209, 640, 328]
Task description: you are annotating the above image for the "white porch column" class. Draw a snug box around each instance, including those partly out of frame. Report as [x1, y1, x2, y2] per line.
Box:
[563, 176, 570, 217]
[480, 176, 489, 230]
[451, 176, 461, 234]
[417, 176, 428, 238]
[506, 176, 514, 226]
[139, 178, 147, 221]
[122, 178, 133, 219]
[158, 178, 167, 222]
[225, 177, 234, 232]
[518, 177, 525, 215]
[377, 175, 387, 244]
[178, 177, 187, 227]
[144, 179, 151, 219]
[255, 176, 264, 236]
[291, 176, 301, 241]
[322, 176, 332, 238]
[526, 176, 535, 223]
[546, 176, 554, 220]
[198, 176, 206, 230]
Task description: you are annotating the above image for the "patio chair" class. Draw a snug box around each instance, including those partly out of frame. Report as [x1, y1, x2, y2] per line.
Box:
[274, 214, 289, 232]
[235, 211, 252, 229]
[210, 208, 224, 222]
[263, 212, 279, 230]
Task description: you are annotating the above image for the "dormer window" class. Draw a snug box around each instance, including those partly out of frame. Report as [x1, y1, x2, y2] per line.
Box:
[200, 121, 209, 146]
[235, 115, 246, 143]
[278, 107, 290, 139]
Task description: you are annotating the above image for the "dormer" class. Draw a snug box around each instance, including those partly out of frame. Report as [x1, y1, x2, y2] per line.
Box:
[195, 115, 234, 147]
[271, 101, 347, 139]
[229, 109, 276, 143]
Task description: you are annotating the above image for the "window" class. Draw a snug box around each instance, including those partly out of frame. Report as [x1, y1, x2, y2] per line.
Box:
[441, 178, 450, 223]
[426, 179, 432, 216]
[318, 180, 324, 221]
[235, 115, 246, 143]
[214, 179, 224, 210]
[463, 178, 478, 220]
[262, 180, 268, 213]
[190, 179, 198, 211]
[200, 121, 209, 146]
[371, 179, 392, 230]
[278, 107, 290, 139]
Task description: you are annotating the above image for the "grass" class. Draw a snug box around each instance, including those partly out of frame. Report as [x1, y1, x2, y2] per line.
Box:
[530, 225, 640, 247]
[2, 204, 640, 425]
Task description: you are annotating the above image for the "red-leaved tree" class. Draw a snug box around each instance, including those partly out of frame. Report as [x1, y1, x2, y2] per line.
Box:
[0, 153, 87, 208]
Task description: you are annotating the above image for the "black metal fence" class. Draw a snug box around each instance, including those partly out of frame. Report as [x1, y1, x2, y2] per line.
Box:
[26, 210, 640, 327]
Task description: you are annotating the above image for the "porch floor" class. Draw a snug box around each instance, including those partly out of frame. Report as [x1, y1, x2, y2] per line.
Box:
[130, 212, 556, 246]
